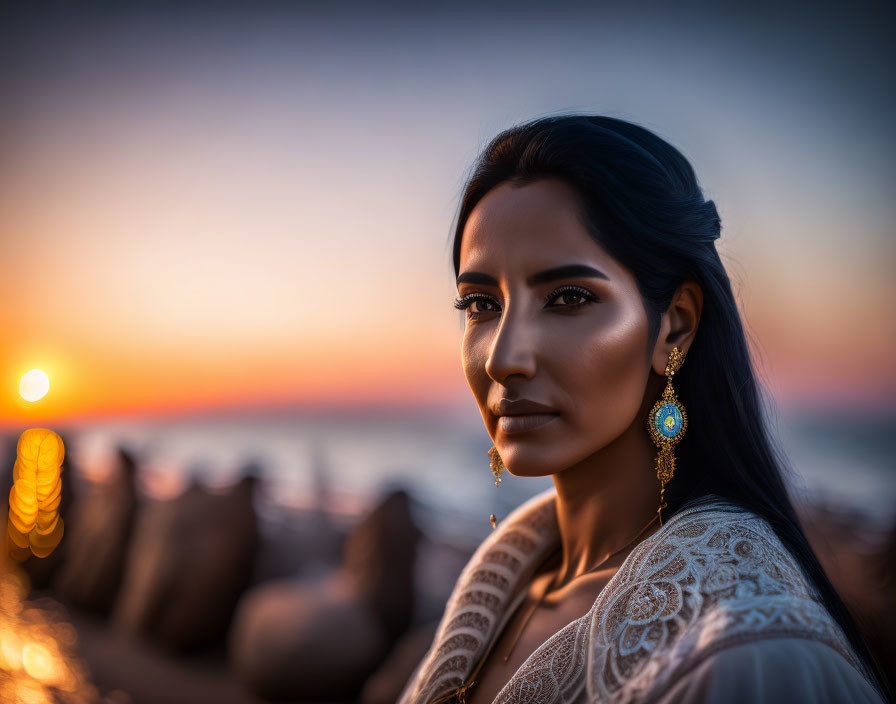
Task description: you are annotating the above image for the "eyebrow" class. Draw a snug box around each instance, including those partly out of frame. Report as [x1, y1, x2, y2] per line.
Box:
[456, 263, 610, 287]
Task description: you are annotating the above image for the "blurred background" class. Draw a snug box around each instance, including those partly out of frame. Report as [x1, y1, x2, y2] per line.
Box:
[1, 1, 894, 702]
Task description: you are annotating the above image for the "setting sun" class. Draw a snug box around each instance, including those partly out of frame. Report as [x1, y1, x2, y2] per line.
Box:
[19, 369, 50, 402]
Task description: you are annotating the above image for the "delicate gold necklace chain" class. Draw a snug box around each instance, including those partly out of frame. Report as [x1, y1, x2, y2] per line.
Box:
[500, 511, 660, 663]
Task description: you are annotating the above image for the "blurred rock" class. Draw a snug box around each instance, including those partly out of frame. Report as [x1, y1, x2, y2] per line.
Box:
[251, 512, 344, 586]
[798, 501, 896, 696]
[342, 488, 421, 640]
[360, 620, 439, 704]
[66, 606, 267, 704]
[53, 447, 139, 617]
[229, 487, 421, 702]
[878, 519, 896, 593]
[871, 522, 896, 695]
[229, 575, 390, 702]
[411, 535, 472, 628]
[113, 474, 259, 653]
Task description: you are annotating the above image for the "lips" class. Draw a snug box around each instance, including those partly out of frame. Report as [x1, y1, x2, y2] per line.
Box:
[491, 398, 561, 435]
[492, 398, 559, 416]
[498, 413, 560, 435]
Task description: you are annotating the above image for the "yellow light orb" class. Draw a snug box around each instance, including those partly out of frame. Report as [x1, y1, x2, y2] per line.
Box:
[19, 369, 50, 402]
[22, 641, 62, 684]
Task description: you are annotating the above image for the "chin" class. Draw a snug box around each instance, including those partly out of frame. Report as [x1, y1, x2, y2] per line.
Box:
[494, 444, 565, 478]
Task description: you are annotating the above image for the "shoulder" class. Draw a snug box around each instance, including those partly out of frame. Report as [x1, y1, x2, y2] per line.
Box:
[625, 494, 829, 610]
[603, 494, 828, 624]
[589, 495, 876, 700]
[457, 486, 559, 583]
[439, 486, 559, 625]
[651, 637, 886, 704]
[396, 488, 560, 704]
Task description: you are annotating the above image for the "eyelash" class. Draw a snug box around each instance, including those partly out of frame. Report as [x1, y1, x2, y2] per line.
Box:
[453, 285, 599, 318]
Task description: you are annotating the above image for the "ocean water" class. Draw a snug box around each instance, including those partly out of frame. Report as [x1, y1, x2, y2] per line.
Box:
[31, 404, 896, 546]
[55, 406, 550, 547]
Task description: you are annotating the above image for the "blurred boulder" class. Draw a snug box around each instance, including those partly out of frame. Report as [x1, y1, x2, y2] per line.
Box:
[113, 473, 259, 653]
[799, 501, 896, 696]
[410, 534, 473, 627]
[360, 619, 439, 704]
[229, 487, 421, 702]
[862, 517, 896, 695]
[229, 575, 390, 702]
[53, 447, 139, 617]
[342, 488, 421, 640]
[251, 512, 344, 586]
[878, 518, 896, 592]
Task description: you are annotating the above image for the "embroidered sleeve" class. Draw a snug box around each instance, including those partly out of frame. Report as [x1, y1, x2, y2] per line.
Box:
[650, 637, 886, 704]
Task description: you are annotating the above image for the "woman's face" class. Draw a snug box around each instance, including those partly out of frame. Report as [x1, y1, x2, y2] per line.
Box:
[456, 177, 654, 477]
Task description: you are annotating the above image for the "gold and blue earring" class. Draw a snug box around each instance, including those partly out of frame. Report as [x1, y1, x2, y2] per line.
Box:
[647, 346, 688, 526]
[488, 446, 505, 529]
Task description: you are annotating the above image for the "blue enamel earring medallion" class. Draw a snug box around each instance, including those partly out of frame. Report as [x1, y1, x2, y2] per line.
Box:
[647, 346, 688, 526]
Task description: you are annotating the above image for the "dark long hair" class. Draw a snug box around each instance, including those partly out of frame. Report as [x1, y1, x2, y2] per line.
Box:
[449, 113, 891, 701]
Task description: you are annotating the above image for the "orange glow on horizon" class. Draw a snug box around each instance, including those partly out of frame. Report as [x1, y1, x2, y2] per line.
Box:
[1, 323, 893, 430]
[0, 334, 468, 428]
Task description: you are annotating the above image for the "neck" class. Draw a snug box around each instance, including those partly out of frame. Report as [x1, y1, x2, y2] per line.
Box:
[551, 395, 663, 587]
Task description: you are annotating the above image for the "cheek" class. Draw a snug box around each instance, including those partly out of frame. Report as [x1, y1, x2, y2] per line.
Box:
[462, 332, 498, 436]
[460, 329, 476, 381]
[461, 330, 490, 398]
[561, 316, 648, 441]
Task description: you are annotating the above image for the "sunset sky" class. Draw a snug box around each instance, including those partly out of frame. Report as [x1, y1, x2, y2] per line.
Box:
[1, 2, 894, 428]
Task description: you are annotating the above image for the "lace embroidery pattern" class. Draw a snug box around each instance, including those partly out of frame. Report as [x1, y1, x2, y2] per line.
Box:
[587, 503, 872, 703]
[398, 489, 874, 704]
[493, 611, 591, 703]
[398, 488, 561, 704]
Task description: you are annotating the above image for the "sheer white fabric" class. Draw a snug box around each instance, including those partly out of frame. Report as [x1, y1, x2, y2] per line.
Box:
[652, 637, 885, 704]
[397, 488, 883, 704]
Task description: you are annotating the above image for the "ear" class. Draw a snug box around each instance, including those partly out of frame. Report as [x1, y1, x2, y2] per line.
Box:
[651, 278, 703, 376]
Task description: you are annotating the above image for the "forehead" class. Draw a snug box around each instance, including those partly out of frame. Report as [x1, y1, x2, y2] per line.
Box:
[459, 178, 617, 276]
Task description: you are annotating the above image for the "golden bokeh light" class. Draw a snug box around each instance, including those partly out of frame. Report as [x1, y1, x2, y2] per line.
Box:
[0, 562, 102, 703]
[7, 429, 65, 561]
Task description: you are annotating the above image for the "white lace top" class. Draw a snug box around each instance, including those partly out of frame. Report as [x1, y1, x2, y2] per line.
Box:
[397, 488, 885, 703]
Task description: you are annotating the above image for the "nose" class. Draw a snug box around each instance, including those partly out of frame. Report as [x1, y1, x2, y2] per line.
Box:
[484, 303, 538, 383]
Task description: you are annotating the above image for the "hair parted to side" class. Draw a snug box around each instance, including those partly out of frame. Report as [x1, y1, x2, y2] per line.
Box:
[449, 113, 891, 702]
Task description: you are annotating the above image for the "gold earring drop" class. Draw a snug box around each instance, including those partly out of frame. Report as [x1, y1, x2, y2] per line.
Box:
[488, 446, 506, 529]
[647, 346, 688, 527]
[488, 446, 505, 487]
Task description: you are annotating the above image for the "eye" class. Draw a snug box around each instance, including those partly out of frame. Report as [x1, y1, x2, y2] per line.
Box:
[453, 293, 499, 318]
[454, 285, 598, 319]
[544, 285, 599, 309]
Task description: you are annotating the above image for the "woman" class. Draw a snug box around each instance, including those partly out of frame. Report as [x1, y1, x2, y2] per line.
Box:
[397, 114, 891, 704]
